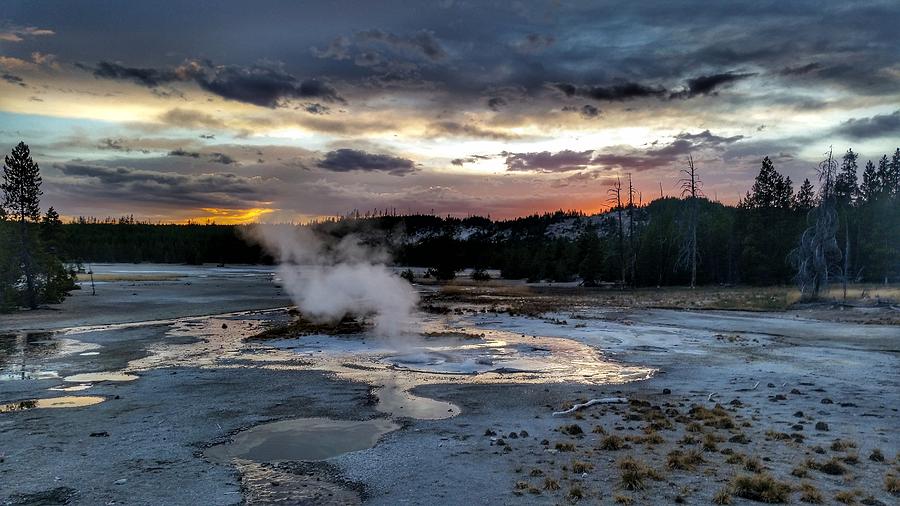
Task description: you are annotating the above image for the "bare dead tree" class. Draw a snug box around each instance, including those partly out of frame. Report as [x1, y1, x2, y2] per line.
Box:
[627, 173, 637, 286]
[677, 154, 703, 288]
[790, 147, 842, 300]
[607, 177, 625, 287]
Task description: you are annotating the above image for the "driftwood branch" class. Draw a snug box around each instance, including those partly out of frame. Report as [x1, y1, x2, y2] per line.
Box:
[552, 397, 627, 416]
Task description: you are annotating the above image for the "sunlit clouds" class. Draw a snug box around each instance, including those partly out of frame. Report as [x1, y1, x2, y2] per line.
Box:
[1, 1, 899, 221]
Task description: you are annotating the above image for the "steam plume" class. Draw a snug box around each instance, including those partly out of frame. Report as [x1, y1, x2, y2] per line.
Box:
[247, 225, 419, 336]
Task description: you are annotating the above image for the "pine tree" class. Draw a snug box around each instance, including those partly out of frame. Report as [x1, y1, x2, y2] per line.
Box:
[875, 155, 891, 194]
[743, 156, 792, 209]
[793, 178, 816, 211]
[890, 148, 900, 196]
[1, 142, 42, 308]
[859, 160, 879, 204]
[834, 148, 859, 205]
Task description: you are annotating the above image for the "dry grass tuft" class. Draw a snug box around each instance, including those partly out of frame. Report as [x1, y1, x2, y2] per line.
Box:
[744, 457, 764, 473]
[543, 477, 561, 491]
[806, 457, 846, 475]
[798, 482, 823, 503]
[613, 494, 634, 504]
[667, 449, 705, 471]
[703, 433, 720, 452]
[869, 449, 885, 462]
[572, 460, 594, 473]
[567, 485, 585, 501]
[830, 439, 857, 452]
[730, 473, 792, 503]
[617, 456, 662, 490]
[834, 490, 857, 504]
[885, 472, 900, 494]
[712, 487, 732, 504]
[560, 424, 584, 436]
[555, 442, 576, 452]
[599, 435, 625, 451]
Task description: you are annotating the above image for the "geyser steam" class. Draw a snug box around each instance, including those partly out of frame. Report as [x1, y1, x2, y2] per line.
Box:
[248, 225, 419, 336]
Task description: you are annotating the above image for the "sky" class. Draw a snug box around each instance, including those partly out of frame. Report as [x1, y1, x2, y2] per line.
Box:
[1, 0, 899, 223]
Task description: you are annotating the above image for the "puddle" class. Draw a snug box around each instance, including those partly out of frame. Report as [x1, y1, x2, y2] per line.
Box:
[375, 381, 459, 419]
[63, 372, 138, 382]
[0, 332, 100, 381]
[49, 384, 93, 392]
[0, 396, 105, 413]
[206, 417, 399, 463]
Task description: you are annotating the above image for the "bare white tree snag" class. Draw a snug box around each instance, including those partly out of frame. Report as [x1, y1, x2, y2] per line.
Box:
[552, 397, 628, 416]
[677, 154, 703, 289]
[791, 147, 842, 300]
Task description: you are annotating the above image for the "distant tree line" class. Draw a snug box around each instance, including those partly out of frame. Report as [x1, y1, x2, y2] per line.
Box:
[8, 144, 899, 304]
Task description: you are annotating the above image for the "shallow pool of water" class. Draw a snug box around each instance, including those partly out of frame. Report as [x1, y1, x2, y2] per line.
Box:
[206, 417, 399, 463]
[0, 396, 105, 413]
[63, 372, 138, 382]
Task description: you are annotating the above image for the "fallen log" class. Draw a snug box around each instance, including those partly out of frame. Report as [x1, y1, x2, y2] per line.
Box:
[552, 397, 627, 416]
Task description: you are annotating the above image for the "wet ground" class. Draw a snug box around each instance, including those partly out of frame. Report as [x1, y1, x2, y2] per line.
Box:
[0, 265, 897, 505]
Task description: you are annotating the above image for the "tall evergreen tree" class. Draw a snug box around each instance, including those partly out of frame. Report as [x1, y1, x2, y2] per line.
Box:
[890, 148, 900, 196]
[875, 155, 891, 194]
[793, 178, 816, 211]
[742, 156, 792, 209]
[859, 160, 879, 204]
[1, 142, 42, 308]
[834, 148, 859, 205]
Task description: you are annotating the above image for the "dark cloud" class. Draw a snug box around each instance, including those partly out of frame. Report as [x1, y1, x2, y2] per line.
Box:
[593, 130, 745, 171]
[553, 81, 666, 102]
[580, 104, 600, 118]
[193, 65, 343, 107]
[317, 149, 416, 175]
[670, 72, 754, 99]
[209, 152, 238, 165]
[169, 148, 201, 158]
[835, 110, 900, 140]
[505, 150, 595, 173]
[487, 96, 507, 111]
[302, 103, 331, 115]
[83, 60, 343, 107]
[779, 63, 823, 76]
[1, 73, 26, 87]
[82, 61, 180, 87]
[357, 29, 447, 61]
[54, 163, 269, 207]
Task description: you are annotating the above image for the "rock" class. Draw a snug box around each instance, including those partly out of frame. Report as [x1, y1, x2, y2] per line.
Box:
[519, 430, 529, 438]
[221, 323, 228, 329]
[793, 411, 804, 417]
[484, 429, 496, 436]
[767, 383, 775, 388]
[114, 479, 127, 485]
[508, 432, 518, 439]
[496, 438, 506, 446]
[821, 398, 834, 404]
[89, 431, 109, 437]
[540, 439, 550, 446]
[791, 424, 804, 431]
[815, 421, 829, 431]
[662, 388, 671, 395]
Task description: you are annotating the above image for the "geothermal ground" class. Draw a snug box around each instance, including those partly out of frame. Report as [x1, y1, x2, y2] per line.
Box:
[0, 265, 898, 505]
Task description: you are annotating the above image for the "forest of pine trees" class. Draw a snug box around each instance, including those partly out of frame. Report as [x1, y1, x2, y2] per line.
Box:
[2, 144, 898, 311]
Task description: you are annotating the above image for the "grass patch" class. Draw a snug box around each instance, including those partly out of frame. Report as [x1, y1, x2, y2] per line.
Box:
[572, 460, 594, 473]
[617, 456, 662, 491]
[798, 482, 823, 503]
[599, 435, 625, 451]
[543, 478, 560, 491]
[830, 439, 857, 452]
[555, 442, 575, 452]
[613, 494, 633, 504]
[713, 487, 732, 505]
[730, 473, 792, 503]
[806, 457, 846, 476]
[886, 472, 899, 494]
[559, 423, 584, 436]
[567, 485, 585, 501]
[667, 449, 705, 471]
[869, 449, 885, 462]
[834, 490, 857, 504]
